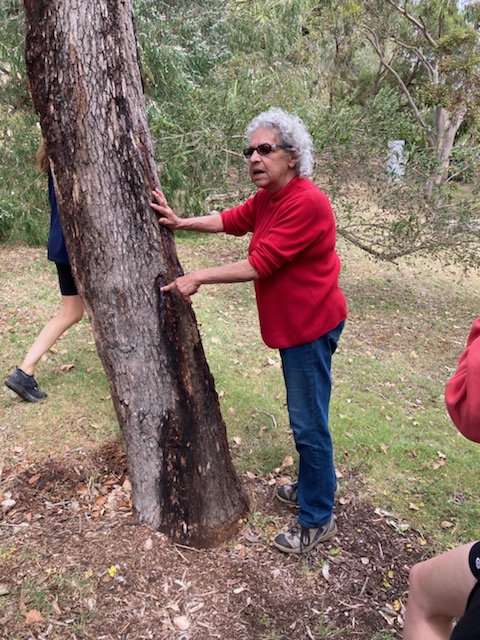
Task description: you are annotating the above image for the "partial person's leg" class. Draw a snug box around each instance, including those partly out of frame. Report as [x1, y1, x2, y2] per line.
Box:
[280, 322, 344, 529]
[5, 264, 84, 402]
[20, 294, 84, 375]
[273, 322, 344, 554]
[403, 542, 477, 640]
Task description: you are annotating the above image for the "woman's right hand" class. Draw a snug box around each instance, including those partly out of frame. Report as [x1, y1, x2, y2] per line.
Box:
[150, 188, 183, 230]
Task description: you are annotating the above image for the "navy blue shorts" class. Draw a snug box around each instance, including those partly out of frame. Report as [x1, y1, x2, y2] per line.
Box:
[55, 262, 78, 296]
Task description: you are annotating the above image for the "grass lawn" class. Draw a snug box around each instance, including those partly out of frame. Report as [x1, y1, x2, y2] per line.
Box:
[1, 234, 479, 552]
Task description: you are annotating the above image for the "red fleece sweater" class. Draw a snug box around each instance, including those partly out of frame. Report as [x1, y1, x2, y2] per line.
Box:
[220, 176, 347, 349]
[445, 318, 480, 443]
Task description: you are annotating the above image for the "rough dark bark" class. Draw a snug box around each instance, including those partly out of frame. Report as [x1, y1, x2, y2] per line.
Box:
[23, 0, 249, 547]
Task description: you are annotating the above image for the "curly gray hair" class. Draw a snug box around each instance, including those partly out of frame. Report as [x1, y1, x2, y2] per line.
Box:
[246, 108, 314, 178]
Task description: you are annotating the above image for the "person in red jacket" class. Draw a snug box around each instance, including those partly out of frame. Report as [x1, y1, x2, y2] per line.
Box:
[445, 318, 480, 443]
[151, 107, 347, 554]
[404, 318, 480, 639]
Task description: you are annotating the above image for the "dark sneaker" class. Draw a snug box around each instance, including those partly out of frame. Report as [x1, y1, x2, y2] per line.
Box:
[276, 482, 299, 507]
[4, 367, 47, 403]
[273, 517, 337, 554]
[276, 481, 338, 507]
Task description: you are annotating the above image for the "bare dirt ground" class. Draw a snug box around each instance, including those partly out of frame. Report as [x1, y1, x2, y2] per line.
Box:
[0, 441, 425, 640]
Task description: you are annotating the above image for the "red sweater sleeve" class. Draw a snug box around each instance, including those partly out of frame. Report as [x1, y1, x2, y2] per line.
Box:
[248, 191, 332, 278]
[445, 318, 480, 442]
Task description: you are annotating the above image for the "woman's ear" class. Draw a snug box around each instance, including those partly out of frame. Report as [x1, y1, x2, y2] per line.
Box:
[288, 151, 299, 169]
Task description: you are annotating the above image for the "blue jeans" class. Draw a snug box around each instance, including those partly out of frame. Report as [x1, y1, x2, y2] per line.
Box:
[280, 321, 344, 529]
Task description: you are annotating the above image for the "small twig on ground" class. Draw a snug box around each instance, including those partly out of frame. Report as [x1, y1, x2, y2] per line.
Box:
[173, 545, 190, 564]
[377, 540, 384, 559]
[359, 575, 369, 598]
[255, 409, 278, 429]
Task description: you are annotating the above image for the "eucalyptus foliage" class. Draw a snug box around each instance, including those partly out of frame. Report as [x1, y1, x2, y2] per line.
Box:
[0, 1, 47, 245]
[0, 0, 478, 269]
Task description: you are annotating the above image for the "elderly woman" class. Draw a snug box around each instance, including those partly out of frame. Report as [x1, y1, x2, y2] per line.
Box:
[151, 108, 347, 554]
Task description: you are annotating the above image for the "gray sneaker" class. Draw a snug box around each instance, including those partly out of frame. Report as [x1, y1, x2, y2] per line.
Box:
[5, 367, 47, 403]
[276, 481, 338, 507]
[276, 482, 299, 507]
[273, 517, 337, 554]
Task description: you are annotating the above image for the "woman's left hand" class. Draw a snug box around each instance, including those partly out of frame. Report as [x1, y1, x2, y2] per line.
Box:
[161, 272, 200, 304]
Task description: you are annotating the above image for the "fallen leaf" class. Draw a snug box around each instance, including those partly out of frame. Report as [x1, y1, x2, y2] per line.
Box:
[243, 528, 261, 544]
[25, 609, 43, 624]
[28, 474, 41, 485]
[1, 499, 16, 513]
[144, 538, 153, 551]
[321, 562, 330, 580]
[441, 521, 454, 529]
[233, 586, 246, 594]
[60, 363, 75, 371]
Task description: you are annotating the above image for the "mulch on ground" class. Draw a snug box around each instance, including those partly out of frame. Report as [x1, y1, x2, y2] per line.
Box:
[0, 442, 426, 640]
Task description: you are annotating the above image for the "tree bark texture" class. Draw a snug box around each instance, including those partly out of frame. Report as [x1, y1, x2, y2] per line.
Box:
[23, 0, 249, 547]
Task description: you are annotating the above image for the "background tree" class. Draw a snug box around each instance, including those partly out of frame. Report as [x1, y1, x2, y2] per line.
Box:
[23, 0, 249, 547]
[362, 0, 480, 195]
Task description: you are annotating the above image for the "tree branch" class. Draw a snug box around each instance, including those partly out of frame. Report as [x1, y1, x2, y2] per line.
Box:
[338, 225, 479, 263]
[385, 0, 437, 47]
[390, 36, 436, 80]
[364, 26, 434, 144]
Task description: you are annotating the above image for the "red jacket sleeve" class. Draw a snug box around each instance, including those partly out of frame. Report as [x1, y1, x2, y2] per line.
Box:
[445, 318, 480, 442]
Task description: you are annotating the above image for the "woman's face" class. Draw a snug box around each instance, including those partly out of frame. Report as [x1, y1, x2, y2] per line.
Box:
[247, 127, 297, 194]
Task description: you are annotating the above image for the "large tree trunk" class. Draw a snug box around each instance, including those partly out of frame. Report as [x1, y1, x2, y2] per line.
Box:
[23, 0, 249, 547]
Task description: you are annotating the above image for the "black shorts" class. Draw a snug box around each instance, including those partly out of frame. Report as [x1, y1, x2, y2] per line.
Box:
[55, 262, 78, 296]
[450, 542, 480, 640]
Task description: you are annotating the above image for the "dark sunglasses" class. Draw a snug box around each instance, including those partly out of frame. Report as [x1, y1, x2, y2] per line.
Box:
[242, 143, 289, 159]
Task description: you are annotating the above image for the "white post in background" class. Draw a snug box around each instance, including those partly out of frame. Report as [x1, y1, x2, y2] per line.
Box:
[387, 139, 406, 183]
